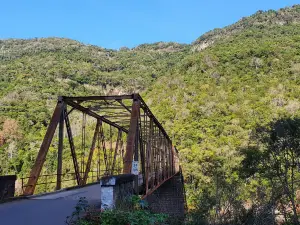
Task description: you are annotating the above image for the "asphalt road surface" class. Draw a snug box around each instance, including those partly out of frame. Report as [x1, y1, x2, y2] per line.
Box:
[0, 184, 101, 225]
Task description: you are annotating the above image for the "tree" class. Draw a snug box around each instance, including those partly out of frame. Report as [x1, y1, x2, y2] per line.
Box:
[2, 118, 22, 143]
[241, 118, 300, 225]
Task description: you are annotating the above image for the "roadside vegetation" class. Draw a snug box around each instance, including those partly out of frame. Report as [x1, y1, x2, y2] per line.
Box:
[66, 196, 168, 225]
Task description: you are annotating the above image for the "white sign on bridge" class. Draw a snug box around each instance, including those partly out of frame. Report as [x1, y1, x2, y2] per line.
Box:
[131, 161, 139, 175]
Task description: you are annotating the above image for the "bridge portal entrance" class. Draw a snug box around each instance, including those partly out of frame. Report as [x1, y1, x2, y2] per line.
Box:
[23, 94, 180, 198]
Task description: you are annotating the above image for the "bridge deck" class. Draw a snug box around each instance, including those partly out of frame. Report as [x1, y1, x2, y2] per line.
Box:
[0, 183, 101, 225]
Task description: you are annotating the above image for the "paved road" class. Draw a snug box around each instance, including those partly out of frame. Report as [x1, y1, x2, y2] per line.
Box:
[0, 184, 101, 225]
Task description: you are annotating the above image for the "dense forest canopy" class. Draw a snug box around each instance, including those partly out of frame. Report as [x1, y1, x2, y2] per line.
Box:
[1, 4, 300, 224]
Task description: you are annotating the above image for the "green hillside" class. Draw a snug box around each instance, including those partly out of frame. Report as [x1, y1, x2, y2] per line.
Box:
[1, 4, 300, 224]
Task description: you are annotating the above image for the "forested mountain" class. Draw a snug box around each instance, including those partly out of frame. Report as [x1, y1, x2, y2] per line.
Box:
[1, 4, 300, 224]
[192, 5, 300, 51]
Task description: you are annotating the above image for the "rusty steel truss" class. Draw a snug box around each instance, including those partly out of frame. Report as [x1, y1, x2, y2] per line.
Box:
[24, 94, 180, 196]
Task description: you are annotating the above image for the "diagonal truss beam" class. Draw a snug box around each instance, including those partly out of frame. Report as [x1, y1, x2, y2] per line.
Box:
[65, 109, 81, 185]
[82, 119, 101, 185]
[24, 100, 64, 195]
[64, 99, 128, 133]
[116, 99, 132, 113]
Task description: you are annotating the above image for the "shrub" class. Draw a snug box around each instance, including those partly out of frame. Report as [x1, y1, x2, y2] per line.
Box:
[66, 196, 167, 225]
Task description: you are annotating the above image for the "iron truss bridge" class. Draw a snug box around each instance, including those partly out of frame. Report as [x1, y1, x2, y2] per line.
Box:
[23, 94, 180, 197]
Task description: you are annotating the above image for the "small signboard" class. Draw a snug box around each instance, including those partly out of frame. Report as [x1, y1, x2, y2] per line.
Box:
[131, 161, 139, 175]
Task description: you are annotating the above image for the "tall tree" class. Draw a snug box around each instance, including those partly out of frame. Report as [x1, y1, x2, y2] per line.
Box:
[242, 118, 300, 225]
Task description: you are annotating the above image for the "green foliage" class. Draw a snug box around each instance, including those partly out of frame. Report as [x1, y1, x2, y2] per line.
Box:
[100, 209, 166, 225]
[145, 19, 300, 211]
[193, 4, 300, 48]
[66, 196, 167, 225]
[240, 118, 300, 225]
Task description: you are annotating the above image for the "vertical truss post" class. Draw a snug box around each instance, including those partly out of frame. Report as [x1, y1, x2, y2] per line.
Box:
[169, 141, 172, 177]
[151, 123, 156, 188]
[108, 125, 113, 175]
[123, 95, 140, 174]
[99, 122, 108, 174]
[158, 131, 162, 184]
[171, 145, 175, 175]
[166, 140, 169, 179]
[138, 111, 146, 193]
[134, 120, 139, 193]
[56, 102, 65, 190]
[145, 116, 152, 193]
[167, 141, 170, 178]
[24, 98, 64, 195]
[166, 139, 169, 178]
[119, 134, 124, 174]
[162, 137, 166, 181]
[123, 95, 140, 194]
[154, 126, 158, 186]
[82, 120, 100, 185]
[111, 129, 122, 175]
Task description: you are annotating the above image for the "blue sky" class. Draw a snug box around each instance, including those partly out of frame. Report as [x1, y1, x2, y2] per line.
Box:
[1, 0, 299, 49]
